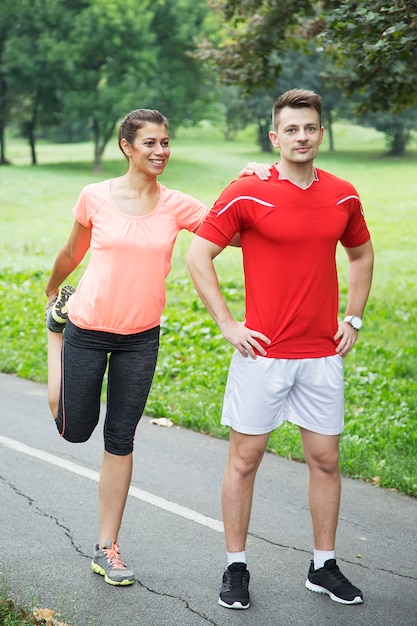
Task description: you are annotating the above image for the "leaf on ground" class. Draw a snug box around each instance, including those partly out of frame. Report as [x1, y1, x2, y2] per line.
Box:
[32, 606, 72, 625]
[149, 417, 174, 428]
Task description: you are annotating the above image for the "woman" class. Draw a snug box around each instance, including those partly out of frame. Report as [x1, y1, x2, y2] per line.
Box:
[45, 108, 267, 586]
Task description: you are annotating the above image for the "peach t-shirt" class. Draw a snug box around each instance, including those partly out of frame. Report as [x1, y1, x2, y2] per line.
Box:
[67, 179, 206, 334]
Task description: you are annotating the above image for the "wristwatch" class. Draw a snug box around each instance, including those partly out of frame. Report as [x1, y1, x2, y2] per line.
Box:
[344, 315, 363, 331]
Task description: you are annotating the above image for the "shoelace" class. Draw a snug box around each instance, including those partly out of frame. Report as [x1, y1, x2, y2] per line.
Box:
[228, 567, 247, 587]
[327, 563, 351, 585]
[102, 543, 128, 570]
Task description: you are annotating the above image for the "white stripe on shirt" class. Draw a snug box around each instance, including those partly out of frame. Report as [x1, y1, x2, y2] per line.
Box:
[217, 196, 275, 217]
[336, 195, 360, 205]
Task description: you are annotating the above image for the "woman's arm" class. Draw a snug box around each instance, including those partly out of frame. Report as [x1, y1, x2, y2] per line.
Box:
[45, 220, 91, 303]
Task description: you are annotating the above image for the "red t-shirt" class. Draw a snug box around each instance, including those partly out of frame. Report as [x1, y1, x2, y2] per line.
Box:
[196, 166, 371, 358]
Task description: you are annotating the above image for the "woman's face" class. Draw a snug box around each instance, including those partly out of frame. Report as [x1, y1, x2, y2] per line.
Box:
[125, 122, 170, 175]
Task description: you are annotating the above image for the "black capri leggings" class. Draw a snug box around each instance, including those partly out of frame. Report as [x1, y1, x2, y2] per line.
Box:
[56, 320, 160, 455]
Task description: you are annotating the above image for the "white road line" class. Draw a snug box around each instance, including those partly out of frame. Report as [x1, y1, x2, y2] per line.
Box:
[0, 435, 224, 533]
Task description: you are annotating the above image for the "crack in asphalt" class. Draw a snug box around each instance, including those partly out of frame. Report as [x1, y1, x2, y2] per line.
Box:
[2, 474, 416, 626]
[1, 476, 219, 624]
[247, 530, 417, 581]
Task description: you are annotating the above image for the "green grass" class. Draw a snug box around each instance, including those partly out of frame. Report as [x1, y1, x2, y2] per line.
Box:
[0, 594, 33, 625]
[1, 123, 416, 497]
[0, 582, 75, 625]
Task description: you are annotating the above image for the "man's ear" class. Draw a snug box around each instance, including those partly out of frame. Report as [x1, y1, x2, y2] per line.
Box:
[269, 130, 279, 149]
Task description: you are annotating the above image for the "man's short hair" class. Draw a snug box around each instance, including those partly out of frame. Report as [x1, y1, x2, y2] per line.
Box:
[272, 89, 322, 129]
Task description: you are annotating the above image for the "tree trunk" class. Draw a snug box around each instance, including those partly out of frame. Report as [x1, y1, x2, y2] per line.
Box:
[258, 120, 272, 153]
[92, 118, 118, 172]
[388, 128, 409, 156]
[92, 118, 103, 172]
[28, 122, 38, 165]
[0, 73, 11, 164]
[325, 109, 335, 152]
[26, 104, 38, 165]
[0, 123, 10, 165]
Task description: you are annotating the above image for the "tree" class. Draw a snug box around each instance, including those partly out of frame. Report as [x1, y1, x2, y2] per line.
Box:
[321, 1, 417, 112]
[359, 109, 417, 156]
[198, 1, 417, 114]
[1, 0, 73, 164]
[68, 0, 156, 171]
[218, 86, 252, 141]
[196, 0, 315, 90]
[0, 0, 19, 164]
[148, 0, 219, 134]
[0, 0, 156, 169]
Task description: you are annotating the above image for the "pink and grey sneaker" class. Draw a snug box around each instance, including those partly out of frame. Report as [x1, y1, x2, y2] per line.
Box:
[91, 540, 134, 586]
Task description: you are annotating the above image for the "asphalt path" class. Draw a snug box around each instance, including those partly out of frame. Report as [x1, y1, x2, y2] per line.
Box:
[0, 372, 416, 626]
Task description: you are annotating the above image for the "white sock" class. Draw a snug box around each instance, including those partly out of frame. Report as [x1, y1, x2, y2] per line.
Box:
[313, 549, 335, 570]
[227, 551, 247, 565]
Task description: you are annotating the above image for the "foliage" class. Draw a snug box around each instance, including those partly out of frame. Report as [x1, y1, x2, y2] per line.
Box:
[0, 0, 19, 163]
[198, 0, 417, 115]
[197, 0, 315, 88]
[0, 0, 220, 168]
[67, 0, 156, 171]
[2, 0, 75, 164]
[1, 0, 156, 167]
[321, 0, 417, 112]
[148, 0, 218, 133]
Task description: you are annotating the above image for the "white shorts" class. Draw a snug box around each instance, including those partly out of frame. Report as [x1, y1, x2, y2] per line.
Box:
[221, 352, 344, 436]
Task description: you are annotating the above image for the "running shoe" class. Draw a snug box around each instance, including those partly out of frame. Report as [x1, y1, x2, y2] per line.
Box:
[91, 540, 134, 586]
[305, 558, 363, 604]
[45, 285, 75, 332]
[218, 562, 250, 609]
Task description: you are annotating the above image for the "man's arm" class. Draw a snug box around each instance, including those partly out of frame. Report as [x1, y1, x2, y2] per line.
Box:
[334, 239, 374, 357]
[186, 236, 270, 358]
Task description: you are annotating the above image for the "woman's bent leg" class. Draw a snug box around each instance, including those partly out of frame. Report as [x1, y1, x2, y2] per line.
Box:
[56, 322, 107, 442]
[47, 330, 64, 419]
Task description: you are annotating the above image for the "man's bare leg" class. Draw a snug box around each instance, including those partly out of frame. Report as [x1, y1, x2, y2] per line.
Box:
[300, 428, 340, 551]
[301, 428, 363, 603]
[222, 429, 270, 553]
[219, 429, 269, 609]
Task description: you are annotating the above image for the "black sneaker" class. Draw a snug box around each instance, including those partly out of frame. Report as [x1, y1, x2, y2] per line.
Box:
[218, 562, 250, 609]
[305, 559, 363, 604]
[45, 285, 75, 332]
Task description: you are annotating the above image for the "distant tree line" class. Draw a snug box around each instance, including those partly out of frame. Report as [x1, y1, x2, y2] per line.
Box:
[1, 0, 416, 168]
[0, 0, 219, 169]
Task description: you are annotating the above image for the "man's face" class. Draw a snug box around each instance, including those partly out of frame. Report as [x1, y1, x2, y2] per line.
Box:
[269, 106, 324, 164]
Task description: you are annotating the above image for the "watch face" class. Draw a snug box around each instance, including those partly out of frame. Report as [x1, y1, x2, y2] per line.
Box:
[351, 316, 362, 330]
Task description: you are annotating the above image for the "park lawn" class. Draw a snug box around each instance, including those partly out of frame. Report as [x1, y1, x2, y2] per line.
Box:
[0, 123, 416, 497]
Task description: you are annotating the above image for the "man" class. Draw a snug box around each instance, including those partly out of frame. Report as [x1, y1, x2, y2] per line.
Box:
[186, 89, 374, 610]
